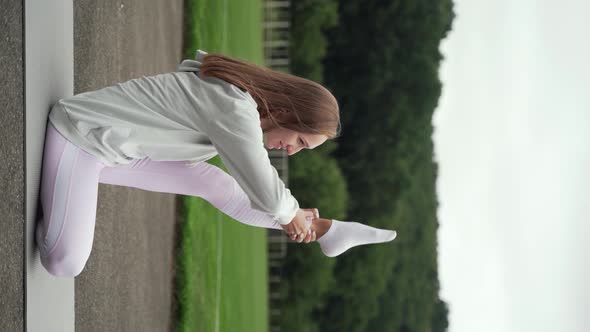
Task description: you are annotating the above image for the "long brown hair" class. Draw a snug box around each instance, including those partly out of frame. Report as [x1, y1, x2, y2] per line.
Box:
[199, 52, 341, 139]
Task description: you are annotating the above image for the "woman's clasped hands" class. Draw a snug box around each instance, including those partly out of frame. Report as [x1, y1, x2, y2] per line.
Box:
[280, 208, 320, 244]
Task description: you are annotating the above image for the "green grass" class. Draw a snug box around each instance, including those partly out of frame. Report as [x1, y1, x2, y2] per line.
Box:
[175, 1, 267, 331]
[183, 0, 264, 65]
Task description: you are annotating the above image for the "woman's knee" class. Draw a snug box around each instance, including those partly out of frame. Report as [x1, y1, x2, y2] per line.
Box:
[37, 225, 90, 278]
[39, 251, 87, 277]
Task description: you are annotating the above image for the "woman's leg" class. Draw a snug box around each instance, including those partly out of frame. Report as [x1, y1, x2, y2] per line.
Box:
[98, 158, 284, 230]
[36, 123, 106, 277]
[99, 158, 398, 258]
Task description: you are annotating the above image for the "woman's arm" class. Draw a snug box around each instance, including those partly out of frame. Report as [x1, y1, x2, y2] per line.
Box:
[201, 98, 299, 225]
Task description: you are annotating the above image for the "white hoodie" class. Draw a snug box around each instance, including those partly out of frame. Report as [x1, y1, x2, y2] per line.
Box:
[48, 49, 299, 225]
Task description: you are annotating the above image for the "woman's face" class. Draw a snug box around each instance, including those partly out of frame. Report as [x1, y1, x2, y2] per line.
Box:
[263, 126, 328, 156]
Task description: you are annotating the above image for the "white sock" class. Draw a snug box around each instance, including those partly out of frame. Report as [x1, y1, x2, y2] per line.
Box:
[317, 219, 397, 257]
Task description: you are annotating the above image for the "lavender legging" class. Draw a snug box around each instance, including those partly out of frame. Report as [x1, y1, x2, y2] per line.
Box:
[36, 123, 283, 277]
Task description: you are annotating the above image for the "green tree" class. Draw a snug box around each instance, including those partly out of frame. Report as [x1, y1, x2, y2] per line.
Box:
[279, 140, 349, 332]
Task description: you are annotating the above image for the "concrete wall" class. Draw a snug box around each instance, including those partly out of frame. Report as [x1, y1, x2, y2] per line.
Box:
[0, 0, 25, 330]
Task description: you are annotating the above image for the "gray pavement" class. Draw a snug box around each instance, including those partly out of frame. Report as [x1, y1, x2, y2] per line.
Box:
[0, 0, 25, 331]
[3, 0, 184, 329]
[72, 1, 184, 331]
[5, 0, 185, 330]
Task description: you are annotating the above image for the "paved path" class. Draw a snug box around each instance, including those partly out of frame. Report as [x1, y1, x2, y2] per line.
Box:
[72, 1, 183, 331]
[4, 1, 184, 330]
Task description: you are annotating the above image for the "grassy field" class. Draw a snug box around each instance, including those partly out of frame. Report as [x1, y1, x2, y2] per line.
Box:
[182, 0, 264, 64]
[175, 1, 268, 332]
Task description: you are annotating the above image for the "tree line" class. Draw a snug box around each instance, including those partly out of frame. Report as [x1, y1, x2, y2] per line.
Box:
[279, 0, 455, 331]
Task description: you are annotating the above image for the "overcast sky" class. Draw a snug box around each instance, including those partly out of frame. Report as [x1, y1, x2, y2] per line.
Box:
[433, 1, 590, 332]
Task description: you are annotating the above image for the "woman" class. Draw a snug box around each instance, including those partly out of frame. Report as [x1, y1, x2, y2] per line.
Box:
[36, 50, 397, 277]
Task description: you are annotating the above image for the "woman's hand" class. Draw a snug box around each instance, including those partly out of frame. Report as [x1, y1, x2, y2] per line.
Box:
[300, 208, 319, 243]
[302, 208, 320, 220]
[281, 208, 320, 243]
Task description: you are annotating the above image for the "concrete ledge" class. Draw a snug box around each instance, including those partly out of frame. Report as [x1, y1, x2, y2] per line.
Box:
[24, 0, 75, 331]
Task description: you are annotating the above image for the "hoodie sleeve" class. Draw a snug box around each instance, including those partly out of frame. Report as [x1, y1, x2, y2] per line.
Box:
[199, 82, 299, 225]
